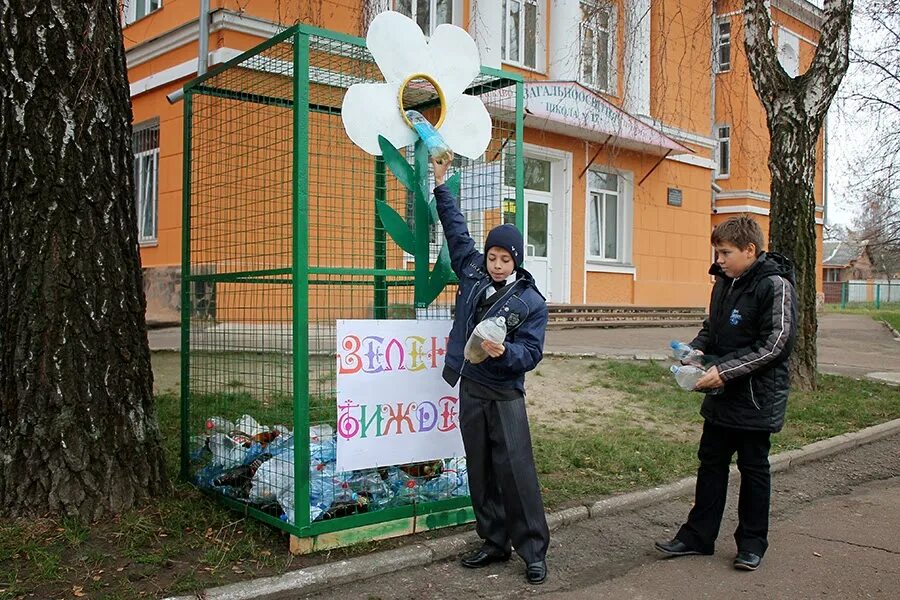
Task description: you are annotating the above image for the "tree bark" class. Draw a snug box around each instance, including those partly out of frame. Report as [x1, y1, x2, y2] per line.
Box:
[0, 0, 169, 519]
[743, 0, 853, 391]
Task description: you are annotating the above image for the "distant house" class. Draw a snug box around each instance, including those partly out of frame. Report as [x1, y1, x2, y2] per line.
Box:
[823, 239, 874, 281]
[822, 239, 876, 302]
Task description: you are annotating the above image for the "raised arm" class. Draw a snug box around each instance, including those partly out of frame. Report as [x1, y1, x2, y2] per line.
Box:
[432, 157, 480, 276]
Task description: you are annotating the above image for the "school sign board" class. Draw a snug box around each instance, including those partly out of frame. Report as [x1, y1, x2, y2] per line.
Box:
[335, 320, 464, 472]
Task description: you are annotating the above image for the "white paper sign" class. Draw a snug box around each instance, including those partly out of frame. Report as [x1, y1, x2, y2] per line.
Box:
[335, 320, 464, 472]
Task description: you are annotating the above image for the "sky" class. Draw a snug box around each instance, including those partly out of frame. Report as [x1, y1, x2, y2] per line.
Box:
[823, 1, 891, 230]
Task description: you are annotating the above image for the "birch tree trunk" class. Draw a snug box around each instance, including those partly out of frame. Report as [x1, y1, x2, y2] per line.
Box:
[0, 0, 169, 519]
[743, 0, 853, 391]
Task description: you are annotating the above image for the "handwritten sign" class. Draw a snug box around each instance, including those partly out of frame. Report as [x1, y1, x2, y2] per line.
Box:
[335, 320, 464, 472]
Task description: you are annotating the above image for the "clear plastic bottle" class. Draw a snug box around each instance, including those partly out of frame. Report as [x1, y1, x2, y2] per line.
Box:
[670, 365, 722, 394]
[234, 414, 265, 437]
[464, 316, 507, 364]
[205, 416, 234, 433]
[669, 341, 704, 366]
[405, 110, 453, 164]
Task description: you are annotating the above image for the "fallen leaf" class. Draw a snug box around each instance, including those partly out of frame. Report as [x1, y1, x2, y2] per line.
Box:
[72, 586, 85, 597]
[116, 567, 124, 572]
[92, 575, 101, 581]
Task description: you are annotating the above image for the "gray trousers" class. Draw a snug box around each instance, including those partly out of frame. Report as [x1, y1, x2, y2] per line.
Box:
[459, 377, 550, 564]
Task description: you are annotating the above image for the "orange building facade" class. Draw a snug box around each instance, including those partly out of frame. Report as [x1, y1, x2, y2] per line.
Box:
[124, 0, 826, 323]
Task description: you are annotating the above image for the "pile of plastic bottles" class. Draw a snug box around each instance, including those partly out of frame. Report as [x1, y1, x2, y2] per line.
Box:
[191, 415, 470, 524]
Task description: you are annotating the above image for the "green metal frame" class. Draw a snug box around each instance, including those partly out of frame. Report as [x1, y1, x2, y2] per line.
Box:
[181, 22, 525, 543]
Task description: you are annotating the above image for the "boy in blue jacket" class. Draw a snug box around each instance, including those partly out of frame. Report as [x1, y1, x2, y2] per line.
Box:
[655, 216, 797, 572]
[432, 156, 550, 585]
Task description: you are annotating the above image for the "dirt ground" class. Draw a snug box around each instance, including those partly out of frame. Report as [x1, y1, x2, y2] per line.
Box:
[301, 432, 900, 600]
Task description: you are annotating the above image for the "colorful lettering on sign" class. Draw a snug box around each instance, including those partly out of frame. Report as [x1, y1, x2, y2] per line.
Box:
[338, 334, 449, 375]
[337, 396, 460, 440]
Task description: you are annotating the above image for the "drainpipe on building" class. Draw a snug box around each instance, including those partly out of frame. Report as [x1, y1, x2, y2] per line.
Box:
[166, 0, 210, 104]
[710, 1, 718, 216]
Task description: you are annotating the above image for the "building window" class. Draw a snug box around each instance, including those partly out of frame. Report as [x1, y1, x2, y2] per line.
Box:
[133, 119, 159, 245]
[715, 19, 731, 73]
[394, 0, 453, 35]
[124, 0, 161, 25]
[588, 171, 621, 261]
[502, 0, 539, 69]
[716, 125, 731, 178]
[579, 1, 616, 94]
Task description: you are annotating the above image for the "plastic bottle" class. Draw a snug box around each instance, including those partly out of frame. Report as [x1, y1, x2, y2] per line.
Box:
[670, 365, 722, 394]
[405, 110, 453, 164]
[205, 416, 234, 433]
[464, 316, 507, 364]
[207, 432, 248, 468]
[212, 452, 273, 488]
[422, 472, 459, 500]
[669, 341, 704, 366]
[234, 414, 265, 437]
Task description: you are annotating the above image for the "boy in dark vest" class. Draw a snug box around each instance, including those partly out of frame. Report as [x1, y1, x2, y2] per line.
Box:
[655, 215, 797, 571]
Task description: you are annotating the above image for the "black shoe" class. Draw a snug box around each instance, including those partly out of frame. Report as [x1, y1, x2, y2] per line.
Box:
[460, 547, 511, 569]
[525, 560, 547, 584]
[654, 538, 713, 557]
[733, 551, 762, 571]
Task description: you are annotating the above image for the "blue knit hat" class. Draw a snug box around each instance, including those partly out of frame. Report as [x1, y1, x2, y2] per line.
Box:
[484, 223, 524, 268]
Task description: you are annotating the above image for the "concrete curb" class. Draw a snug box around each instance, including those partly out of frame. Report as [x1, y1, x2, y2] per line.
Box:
[164, 417, 900, 600]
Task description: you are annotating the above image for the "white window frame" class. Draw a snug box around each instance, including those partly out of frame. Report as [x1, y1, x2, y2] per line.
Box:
[585, 169, 632, 266]
[124, 0, 162, 26]
[579, 0, 617, 95]
[501, 0, 542, 71]
[134, 120, 159, 245]
[716, 124, 731, 179]
[392, 0, 459, 35]
[715, 18, 732, 73]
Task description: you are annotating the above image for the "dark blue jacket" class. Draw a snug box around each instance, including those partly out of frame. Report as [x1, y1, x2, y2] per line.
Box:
[691, 252, 797, 432]
[434, 184, 548, 393]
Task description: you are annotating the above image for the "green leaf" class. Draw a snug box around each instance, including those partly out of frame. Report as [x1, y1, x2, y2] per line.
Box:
[376, 201, 416, 255]
[422, 242, 455, 305]
[446, 172, 461, 198]
[378, 135, 415, 191]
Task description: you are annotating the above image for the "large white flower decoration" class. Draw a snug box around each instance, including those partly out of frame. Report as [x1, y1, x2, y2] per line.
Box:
[341, 11, 492, 160]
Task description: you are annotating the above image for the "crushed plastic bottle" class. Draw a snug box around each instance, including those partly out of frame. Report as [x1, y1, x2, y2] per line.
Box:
[234, 414, 265, 437]
[464, 316, 507, 364]
[205, 416, 235, 433]
[422, 472, 459, 500]
[405, 109, 453, 164]
[670, 364, 722, 394]
[670, 341, 704, 366]
[207, 432, 250, 468]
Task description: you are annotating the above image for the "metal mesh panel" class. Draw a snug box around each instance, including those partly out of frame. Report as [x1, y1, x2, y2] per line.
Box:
[184, 27, 522, 537]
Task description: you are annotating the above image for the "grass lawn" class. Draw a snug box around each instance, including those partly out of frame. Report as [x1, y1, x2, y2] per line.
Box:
[1, 357, 898, 599]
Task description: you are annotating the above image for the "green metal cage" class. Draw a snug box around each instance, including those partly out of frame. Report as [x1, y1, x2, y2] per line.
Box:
[180, 24, 524, 547]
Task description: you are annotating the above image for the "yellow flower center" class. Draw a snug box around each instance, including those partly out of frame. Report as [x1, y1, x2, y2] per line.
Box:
[398, 73, 447, 130]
